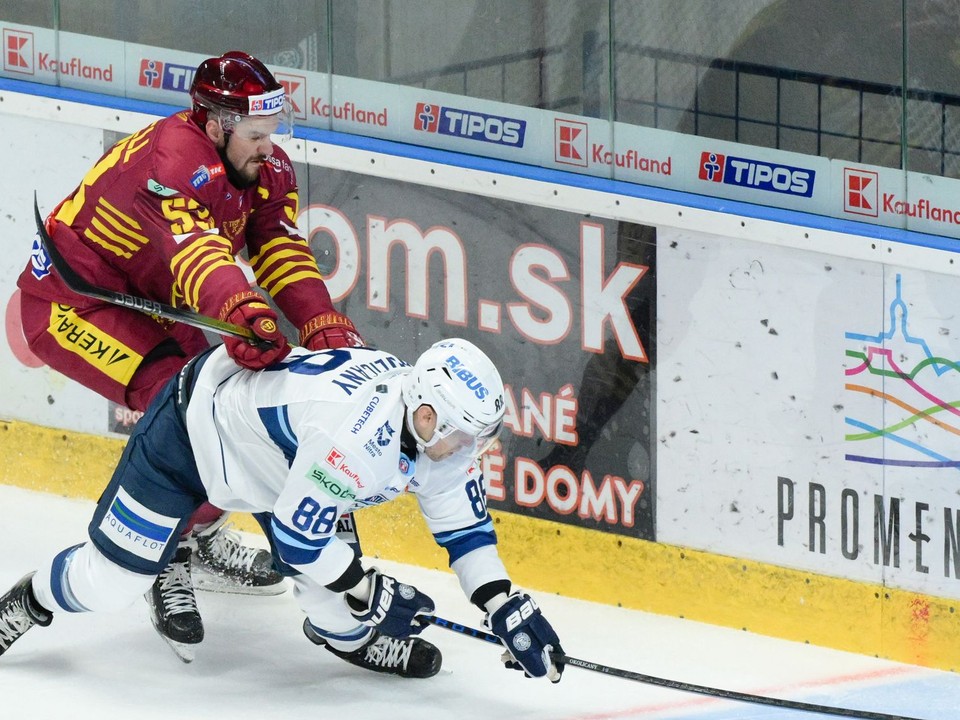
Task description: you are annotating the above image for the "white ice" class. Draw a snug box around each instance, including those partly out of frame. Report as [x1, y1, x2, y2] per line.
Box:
[0, 485, 956, 720]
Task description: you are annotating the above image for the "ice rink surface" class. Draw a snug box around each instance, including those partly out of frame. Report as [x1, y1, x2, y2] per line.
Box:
[0, 485, 957, 720]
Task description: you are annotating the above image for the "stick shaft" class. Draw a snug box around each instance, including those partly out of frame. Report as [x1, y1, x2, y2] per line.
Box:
[32, 194, 259, 343]
[424, 615, 924, 720]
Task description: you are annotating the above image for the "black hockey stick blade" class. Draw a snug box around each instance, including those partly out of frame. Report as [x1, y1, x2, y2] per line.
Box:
[33, 193, 265, 345]
[423, 615, 926, 720]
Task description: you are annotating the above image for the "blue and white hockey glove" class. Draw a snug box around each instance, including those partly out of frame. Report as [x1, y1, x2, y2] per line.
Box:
[486, 591, 564, 682]
[345, 568, 435, 638]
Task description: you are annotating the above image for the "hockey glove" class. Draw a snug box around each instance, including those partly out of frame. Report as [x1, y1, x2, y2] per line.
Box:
[487, 592, 564, 682]
[345, 568, 435, 638]
[219, 291, 290, 370]
[299, 311, 363, 350]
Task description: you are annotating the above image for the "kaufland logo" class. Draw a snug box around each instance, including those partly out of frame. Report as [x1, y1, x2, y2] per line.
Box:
[138, 58, 195, 92]
[555, 119, 670, 174]
[413, 102, 525, 147]
[276, 73, 307, 120]
[4, 29, 33, 75]
[556, 119, 588, 167]
[843, 168, 878, 217]
[699, 151, 814, 197]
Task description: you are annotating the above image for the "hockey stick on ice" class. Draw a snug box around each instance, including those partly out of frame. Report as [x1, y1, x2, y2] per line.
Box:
[424, 616, 925, 720]
[33, 193, 267, 346]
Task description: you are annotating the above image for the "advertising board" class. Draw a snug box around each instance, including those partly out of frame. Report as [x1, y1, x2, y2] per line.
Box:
[656, 227, 960, 599]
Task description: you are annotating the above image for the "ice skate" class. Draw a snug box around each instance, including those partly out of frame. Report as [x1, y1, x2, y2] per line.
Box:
[192, 523, 286, 596]
[303, 619, 442, 678]
[0, 573, 52, 657]
[146, 546, 203, 663]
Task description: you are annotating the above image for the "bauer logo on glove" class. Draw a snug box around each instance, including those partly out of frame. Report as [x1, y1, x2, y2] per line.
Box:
[487, 591, 564, 683]
[504, 596, 538, 631]
[346, 568, 435, 639]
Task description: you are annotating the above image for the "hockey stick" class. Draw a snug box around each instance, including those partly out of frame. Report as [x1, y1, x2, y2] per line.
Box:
[424, 616, 925, 720]
[32, 193, 266, 345]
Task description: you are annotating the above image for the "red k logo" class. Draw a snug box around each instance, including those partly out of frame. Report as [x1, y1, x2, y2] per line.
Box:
[3, 29, 33, 75]
[326, 447, 345, 467]
[555, 119, 588, 167]
[843, 168, 878, 217]
[275, 73, 307, 120]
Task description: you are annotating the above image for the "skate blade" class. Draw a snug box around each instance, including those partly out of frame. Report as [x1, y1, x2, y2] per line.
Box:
[192, 569, 288, 596]
[161, 636, 197, 664]
[145, 594, 200, 663]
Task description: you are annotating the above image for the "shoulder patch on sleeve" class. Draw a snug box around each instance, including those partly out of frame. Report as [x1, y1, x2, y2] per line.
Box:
[306, 463, 358, 501]
[147, 178, 180, 197]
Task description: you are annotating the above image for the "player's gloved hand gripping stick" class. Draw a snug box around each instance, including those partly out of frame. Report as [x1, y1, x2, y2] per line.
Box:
[33, 193, 274, 349]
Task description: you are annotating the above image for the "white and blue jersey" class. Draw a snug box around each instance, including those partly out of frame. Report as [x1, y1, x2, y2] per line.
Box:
[185, 345, 509, 599]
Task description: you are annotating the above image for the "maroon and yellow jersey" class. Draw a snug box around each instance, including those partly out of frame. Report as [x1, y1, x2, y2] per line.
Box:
[21, 111, 333, 327]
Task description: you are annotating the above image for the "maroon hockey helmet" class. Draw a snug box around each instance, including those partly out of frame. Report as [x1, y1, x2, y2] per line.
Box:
[190, 51, 293, 140]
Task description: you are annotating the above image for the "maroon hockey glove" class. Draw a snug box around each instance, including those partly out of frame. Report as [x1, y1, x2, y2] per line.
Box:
[299, 311, 363, 350]
[219, 291, 291, 370]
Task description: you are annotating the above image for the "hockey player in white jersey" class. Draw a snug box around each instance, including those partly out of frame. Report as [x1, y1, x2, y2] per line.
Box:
[0, 338, 564, 680]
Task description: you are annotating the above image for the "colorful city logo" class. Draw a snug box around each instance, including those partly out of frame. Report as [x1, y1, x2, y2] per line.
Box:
[844, 274, 960, 469]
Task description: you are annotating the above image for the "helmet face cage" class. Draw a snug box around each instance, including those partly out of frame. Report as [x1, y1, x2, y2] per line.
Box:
[190, 51, 294, 142]
[403, 339, 505, 459]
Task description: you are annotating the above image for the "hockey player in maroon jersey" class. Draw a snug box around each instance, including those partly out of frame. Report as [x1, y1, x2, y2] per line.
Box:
[17, 51, 362, 659]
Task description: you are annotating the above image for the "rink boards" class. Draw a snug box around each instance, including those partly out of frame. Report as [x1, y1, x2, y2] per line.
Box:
[2, 81, 960, 671]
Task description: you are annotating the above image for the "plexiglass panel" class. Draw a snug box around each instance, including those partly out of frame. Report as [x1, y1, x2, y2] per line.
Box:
[613, 1, 908, 170]
[55, 0, 329, 70]
[330, 0, 610, 117]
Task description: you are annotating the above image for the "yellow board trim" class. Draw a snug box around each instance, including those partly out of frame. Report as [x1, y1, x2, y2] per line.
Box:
[1, 419, 957, 670]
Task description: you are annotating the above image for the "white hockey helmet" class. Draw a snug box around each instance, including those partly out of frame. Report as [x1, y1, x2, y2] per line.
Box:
[402, 338, 505, 458]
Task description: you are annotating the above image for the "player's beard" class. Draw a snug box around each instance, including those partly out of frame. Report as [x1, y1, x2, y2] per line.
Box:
[219, 137, 261, 189]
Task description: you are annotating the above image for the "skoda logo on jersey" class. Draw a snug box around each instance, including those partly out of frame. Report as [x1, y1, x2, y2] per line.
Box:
[376, 421, 395, 447]
[306, 463, 357, 501]
[413, 102, 526, 148]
